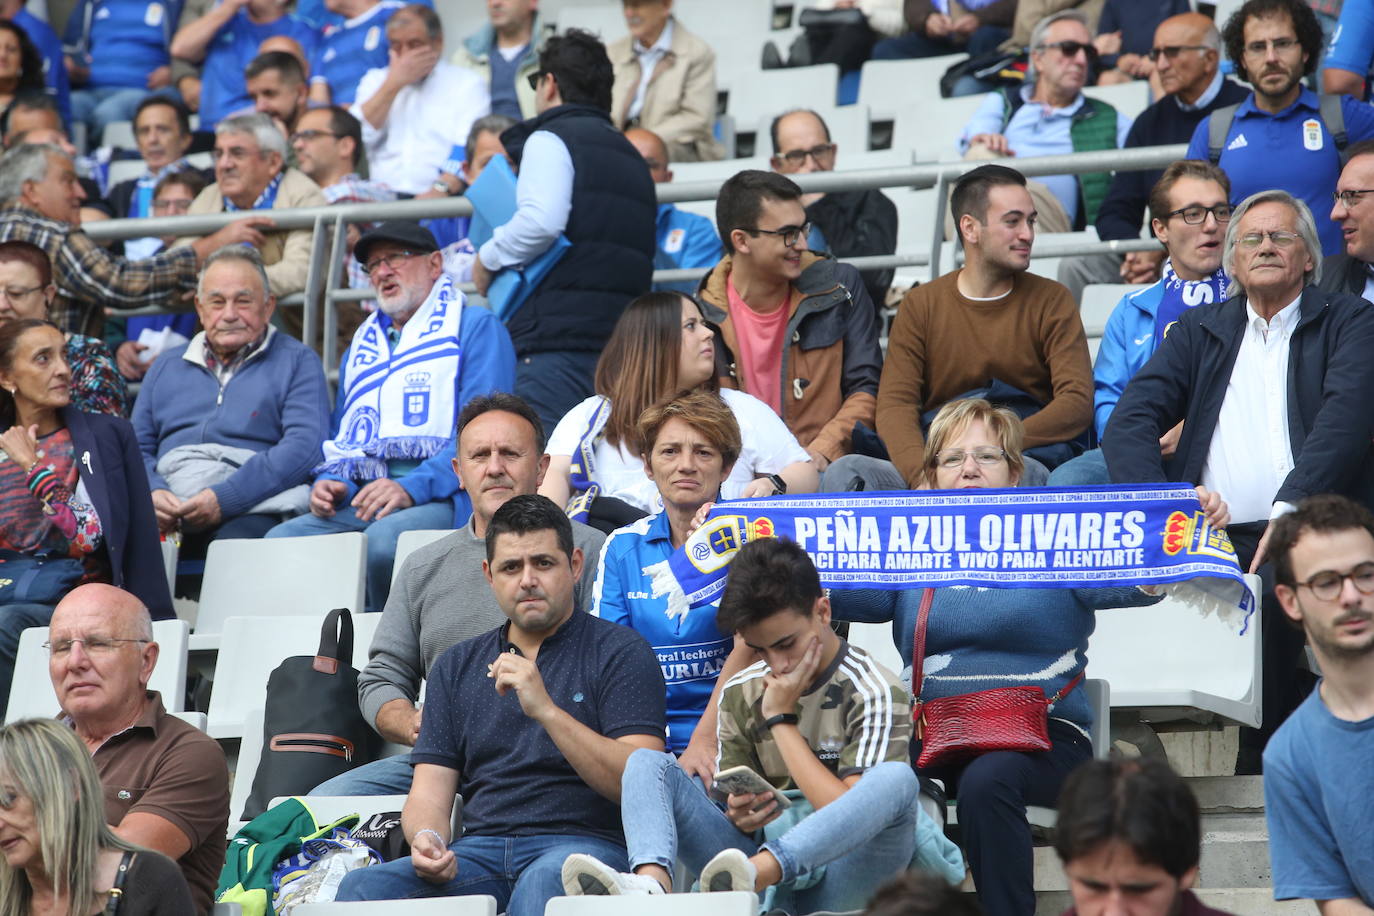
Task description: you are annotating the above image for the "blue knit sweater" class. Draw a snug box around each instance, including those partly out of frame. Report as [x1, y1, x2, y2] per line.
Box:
[830, 585, 1158, 731]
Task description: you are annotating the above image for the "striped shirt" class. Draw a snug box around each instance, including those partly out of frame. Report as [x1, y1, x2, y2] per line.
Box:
[716, 640, 910, 787]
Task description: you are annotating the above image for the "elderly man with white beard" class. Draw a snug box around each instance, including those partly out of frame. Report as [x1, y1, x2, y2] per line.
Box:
[265, 221, 516, 611]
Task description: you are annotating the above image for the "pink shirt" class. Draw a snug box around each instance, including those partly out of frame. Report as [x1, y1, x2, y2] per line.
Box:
[727, 277, 790, 415]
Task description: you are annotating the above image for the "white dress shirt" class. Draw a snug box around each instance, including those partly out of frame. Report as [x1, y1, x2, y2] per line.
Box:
[1201, 295, 1301, 523]
[477, 130, 573, 272]
[351, 60, 490, 195]
[628, 19, 673, 122]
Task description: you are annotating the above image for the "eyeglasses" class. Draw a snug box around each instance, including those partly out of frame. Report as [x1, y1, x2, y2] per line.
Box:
[935, 447, 1007, 469]
[289, 129, 337, 145]
[1146, 44, 1211, 62]
[1243, 36, 1300, 57]
[1166, 204, 1232, 225]
[1294, 562, 1374, 601]
[1333, 188, 1374, 208]
[0, 284, 43, 302]
[363, 250, 422, 275]
[1237, 230, 1301, 249]
[747, 222, 811, 248]
[152, 198, 192, 214]
[43, 636, 150, 657]
[526, 70, 546, 91]
[1035, 40, 1099, 62]
[776, 143, 837, 169]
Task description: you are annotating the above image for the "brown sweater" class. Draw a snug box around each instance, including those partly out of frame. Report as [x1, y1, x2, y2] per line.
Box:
[877, 269, 1093, 486]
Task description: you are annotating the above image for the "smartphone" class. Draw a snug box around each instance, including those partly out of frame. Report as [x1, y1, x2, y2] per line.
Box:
[711, 765, 791, 811]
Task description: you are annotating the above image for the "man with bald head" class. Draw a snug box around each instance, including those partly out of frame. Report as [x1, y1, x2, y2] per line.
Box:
[625, 126, 719, 294]
[47, 584, 229, 915]
[768, 108, 896, 309]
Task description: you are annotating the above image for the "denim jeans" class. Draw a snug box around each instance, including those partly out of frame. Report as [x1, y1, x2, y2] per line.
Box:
[513, 351, 599, 438]
[335, 833, 629, 916]
[622, 749, 919, 913]
[310, 752, 415, 796]
[264, 499, 454, 611]
[0, 601, 56, 714]
[1047, 448, 1110, 487]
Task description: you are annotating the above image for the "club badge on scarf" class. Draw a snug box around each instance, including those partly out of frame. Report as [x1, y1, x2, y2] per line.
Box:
[644, 484, 1253, 626]
[1155, 259, 1228, 346]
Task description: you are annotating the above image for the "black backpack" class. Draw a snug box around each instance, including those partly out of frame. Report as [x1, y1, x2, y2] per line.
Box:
[1206, 93, 1349, 164]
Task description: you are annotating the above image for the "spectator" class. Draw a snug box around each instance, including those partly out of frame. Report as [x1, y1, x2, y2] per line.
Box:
[848, 164, 1091, 491]
[1052, 160, 1233, 488]
[47, 583, 230, 914]
[0, 0, 72, 127]
[0, 144, 267, 338]
[245, 49, 308, 140]
[351, 4, 487, 196]
[0, 318, 172, 713]
[1104, 189, 1374, 773]
[313, 393, 605, 796]
[133, 246, 328, 568]
[175, 114, 325, 302]
[1091, 0, 1189, 87]
[541, 291, 815, 528]
[0, 238, 126, 416]
[865, 872, 983, 916]
[105, 169, 210, 383]
[696, 170, 881, 472]
[1001, 0, 1105, 52]
[0, 718, 194, 913]
[960, 10, 1132, 232]
[169, 0, 317, 129]
[1263, 493, 1374, 910]
[871, 0, 1013, 62]
[452, 0, 539, 120]
[417, 114, 516, 286]
[1321, 0, 1373, 98]
[62, 0, 181, 144]
[624, 127, 720, 295]
[2, 93, 109, 216]
[769, 0, 904, 71]
[266, 221, 516, 612]
[471, 29, 656, 436]
[1186, 0, 1374, 257]
[334, 494, 666, 914]
[0, 21, 47, 121]
[608, 0, 723, 163]
[769, 108, 898, 310]
[1055, 758, 1235, 916]
[830, 399, 1177, 916]
[308, 0, 404, 106]
[1061, 13, 1248, 299]
[563, 536, 919, 912]
[1320, 139, 1374, 300]
[106, 97, 201, 256]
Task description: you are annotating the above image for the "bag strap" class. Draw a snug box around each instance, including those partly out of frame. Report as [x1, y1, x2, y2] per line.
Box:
[1048, 671, 1085, 705]
[101, 850, 134, 915]
[1319, 92, 1349, 160]
[1207, 103, 1242, 163]
[314, 608, 353, 676]
[910, 587, 936, 696]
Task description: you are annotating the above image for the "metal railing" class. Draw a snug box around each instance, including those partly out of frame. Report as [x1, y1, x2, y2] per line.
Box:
[82, 143, 1188, 377]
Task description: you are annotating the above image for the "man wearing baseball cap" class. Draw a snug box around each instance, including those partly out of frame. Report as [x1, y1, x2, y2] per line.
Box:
[266, 220, 517, 611]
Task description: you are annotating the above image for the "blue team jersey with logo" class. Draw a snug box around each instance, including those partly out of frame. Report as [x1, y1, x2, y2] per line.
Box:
[64, 0, 182, 88]
[311, 0, 402, 105]
[16, 9, 71, 125]
[198, 9, 317, 127]
[591, 510, 733, 753]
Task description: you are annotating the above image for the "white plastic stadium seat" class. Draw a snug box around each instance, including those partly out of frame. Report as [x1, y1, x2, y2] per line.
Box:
[726, 65, 841, 136]
[845, 621, 904, 680]
[858, 54, 969, 120]
[553, 4, 624, 39]
[189, 532, 367, 651]
[390, 529, 453, 586]
[293, 899, 497, 915]
[102, 120, 136, 150]
[1083, 81, 1153, 121]
[6, 619, 191, 723]
[1079, 284, 1150, 339]
[547, 892, 760, 915]
[161, 537, 178, 595]
[890, 94, 987, 163]
[107, 158, 146, 187]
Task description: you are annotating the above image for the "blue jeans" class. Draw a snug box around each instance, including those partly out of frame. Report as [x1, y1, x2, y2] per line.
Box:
[72, 86, 172, 142]
[1047, 448, 1110, 487]
[871, 25, 1009, 61]
[514, 351, 599, 438]
[622, 750, 918, 913]
[0, 602, 56, 715]
[264, 499, 455, 612]
[311, 752, 415, 796]
[336, 833, 629, 916]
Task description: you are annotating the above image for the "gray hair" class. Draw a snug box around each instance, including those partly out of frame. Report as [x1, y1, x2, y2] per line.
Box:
[1222, 189, 1323, 297]
[387, 3, 441, 41]
[1029, 8, 1090, 53]
[465, 114, 516, 159]
[0, 143, 64, 205]
[1200, 22, 1221, 50]
[215, 112, 287, 159]
[198, 245, 272, 299]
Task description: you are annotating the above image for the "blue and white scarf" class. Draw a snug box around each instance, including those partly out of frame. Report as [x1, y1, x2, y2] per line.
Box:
[317, 274, 464, 480]
[645, 485, 1254, 628]
[223, 170, 283, 213]
[564, 398, 611, 523]
[1154, 259, 1228, 346]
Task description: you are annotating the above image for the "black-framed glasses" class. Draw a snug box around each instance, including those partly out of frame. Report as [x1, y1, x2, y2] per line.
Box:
[1035, 40, 1099, 62]
[527, 70, 547, 91]
[747, 221, 811, 248]
[289, 129, 337, 144]
[1238, 230, 1301, 249]
[1244, 36, 1300, 57]
[777, 143, 837, 169]
[935, 447, 1007, 469]
[43, 636, 150, 657]
[1146, 44, 1211, 61]
[1295, 562, 1374, 601]
[363, 250, 422, 274]
[1166, 204, 1232, 225]
[1333, 188, 1374, 208]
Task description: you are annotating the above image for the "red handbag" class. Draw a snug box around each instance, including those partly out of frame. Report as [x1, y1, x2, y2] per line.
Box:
[910, 587, 1081, 769]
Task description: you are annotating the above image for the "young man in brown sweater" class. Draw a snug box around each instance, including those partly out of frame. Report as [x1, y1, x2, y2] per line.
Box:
[822, 164, 1093, 492]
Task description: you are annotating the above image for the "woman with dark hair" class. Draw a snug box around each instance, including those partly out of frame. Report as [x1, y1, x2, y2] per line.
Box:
[0, 319, 170, 713]
[0, 23, 46, 116]
[540, 291, 817, 532]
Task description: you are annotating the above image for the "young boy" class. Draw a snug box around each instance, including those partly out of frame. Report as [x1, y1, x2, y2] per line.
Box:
[562, 537, 918, 913]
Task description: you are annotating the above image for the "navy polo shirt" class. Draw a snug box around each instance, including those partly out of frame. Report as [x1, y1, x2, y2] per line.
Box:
[412, 608, 666, 845]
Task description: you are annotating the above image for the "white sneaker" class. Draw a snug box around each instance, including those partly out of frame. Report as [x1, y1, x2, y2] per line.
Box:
[561, 853, 666, 896]
[699, 848, 757, 893]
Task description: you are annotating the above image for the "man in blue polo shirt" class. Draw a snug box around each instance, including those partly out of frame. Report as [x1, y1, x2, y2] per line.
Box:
[307, 0, 403, 105]
[335, 494, 666, 916]
[63, 0, 183, 143]
[1185, 0, 1374, 257]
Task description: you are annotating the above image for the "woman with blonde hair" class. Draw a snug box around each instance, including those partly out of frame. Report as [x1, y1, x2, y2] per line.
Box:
[0, 718, 191, 915]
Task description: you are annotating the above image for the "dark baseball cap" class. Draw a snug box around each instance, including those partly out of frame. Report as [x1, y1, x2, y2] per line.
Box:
[354, 221, 440, 266]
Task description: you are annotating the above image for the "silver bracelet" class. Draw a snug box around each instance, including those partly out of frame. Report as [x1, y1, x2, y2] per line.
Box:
[412, 827, 446, 848]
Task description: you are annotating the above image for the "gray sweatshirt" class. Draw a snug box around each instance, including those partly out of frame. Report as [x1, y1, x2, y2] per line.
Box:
[357, 516, 608, 728]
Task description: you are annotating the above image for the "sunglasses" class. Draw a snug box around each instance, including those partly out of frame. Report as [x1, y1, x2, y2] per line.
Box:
[1036, 40, 1099, 62]
[1146, 44, 1211, 62]
[527, 70, 546, 91]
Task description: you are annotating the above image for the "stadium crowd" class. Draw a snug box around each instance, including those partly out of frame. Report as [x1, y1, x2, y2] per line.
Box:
[1, 0, 1373, 912]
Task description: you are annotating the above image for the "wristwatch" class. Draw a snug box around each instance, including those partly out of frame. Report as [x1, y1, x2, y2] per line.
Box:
[763, 713, 799, 730]
[768, 474, 787, 495]
[431, 179, 451, 195]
